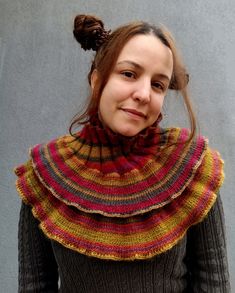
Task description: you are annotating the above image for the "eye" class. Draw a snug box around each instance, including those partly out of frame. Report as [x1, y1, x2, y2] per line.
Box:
[152, 82, 165, 92]
[121, 71, 136, 79]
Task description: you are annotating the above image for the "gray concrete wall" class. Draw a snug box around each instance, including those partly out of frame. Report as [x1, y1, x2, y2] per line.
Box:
[1, 0, 234, 291]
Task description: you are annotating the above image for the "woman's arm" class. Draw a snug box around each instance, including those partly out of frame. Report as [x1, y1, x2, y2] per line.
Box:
[186, 194, 230, 292]
[18, 203, 59, 292]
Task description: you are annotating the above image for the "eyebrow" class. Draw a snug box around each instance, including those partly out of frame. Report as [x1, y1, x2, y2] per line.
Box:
[116, 60, 171, 82]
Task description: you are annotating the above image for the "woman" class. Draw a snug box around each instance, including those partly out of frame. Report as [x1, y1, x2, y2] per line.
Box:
[15, 15, 230, 292]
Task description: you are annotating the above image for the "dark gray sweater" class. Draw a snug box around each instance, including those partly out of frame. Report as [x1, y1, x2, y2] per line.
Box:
[18, 195, 230, 293]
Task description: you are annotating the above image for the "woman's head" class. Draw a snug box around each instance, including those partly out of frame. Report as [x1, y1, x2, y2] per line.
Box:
[71, 15, 195, 138]
[94, 34, 173, 136]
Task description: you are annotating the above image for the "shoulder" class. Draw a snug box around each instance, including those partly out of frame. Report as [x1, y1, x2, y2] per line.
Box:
[162, 126, 225, 193]
[14, 133, 74, 190]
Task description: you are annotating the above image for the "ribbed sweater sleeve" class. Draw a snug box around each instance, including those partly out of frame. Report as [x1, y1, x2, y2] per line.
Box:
[186, 194, 230, 292]
[18, 203, 59, 293]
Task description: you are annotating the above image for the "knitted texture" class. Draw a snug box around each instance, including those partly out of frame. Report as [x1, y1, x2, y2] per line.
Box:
[14, 119, 224, 261]
[19, 199, 231, 292]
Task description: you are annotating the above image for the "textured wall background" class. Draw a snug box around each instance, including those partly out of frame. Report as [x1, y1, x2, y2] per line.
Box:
[1, 0, 234, 291]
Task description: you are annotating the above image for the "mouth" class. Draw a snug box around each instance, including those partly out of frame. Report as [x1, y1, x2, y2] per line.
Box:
[121, 108, 147, 119]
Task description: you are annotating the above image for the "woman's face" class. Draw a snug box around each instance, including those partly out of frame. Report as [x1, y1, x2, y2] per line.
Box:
[95, 34, 173, 136]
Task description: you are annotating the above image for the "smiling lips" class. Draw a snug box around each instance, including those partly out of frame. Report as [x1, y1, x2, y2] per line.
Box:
[121, 108, 147, 119]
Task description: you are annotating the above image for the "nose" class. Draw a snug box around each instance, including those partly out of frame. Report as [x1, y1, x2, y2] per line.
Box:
[132, 78, 151, 103]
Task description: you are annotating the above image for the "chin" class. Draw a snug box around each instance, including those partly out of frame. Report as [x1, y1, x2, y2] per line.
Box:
[115, 127, 142, 137]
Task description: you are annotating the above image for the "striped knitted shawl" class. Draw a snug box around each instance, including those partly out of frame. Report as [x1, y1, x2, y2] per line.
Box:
[15, 119, 224, 261]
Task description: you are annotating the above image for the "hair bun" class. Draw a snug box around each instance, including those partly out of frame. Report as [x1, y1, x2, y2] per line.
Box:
[73, 14, 110, 51]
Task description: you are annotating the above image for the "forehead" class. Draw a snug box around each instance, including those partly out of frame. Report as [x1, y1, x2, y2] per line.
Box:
[116, 34, 173, 77]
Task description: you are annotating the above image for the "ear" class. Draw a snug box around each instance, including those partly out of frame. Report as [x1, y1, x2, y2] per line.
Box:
[90, 69, 99, 90]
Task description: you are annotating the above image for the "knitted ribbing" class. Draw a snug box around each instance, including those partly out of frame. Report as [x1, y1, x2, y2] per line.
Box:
[18, 119, 210, 217]
[14, 120, 224, 261]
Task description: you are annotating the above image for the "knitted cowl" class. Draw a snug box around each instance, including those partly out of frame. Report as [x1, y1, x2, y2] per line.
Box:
[14, 116, 224, 261]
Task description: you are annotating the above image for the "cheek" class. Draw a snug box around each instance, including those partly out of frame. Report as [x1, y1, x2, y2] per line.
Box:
[150, 96, 164, 115]
[98, 96, 108, 119]
[99, 82, 125, 112]
[98, 88, 114, 125]
[147, 97, 164, 125]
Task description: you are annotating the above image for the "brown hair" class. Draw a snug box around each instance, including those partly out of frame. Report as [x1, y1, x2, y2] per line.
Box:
[70, 15, 196, 142]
